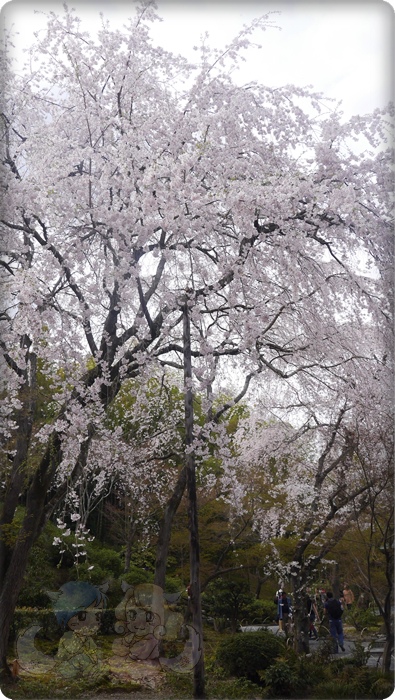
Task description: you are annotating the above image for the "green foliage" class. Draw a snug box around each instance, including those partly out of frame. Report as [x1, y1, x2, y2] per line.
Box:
[370, 674, 395, 698]
[85, 544, 123, 579]
[215, 630, 285, 683]
[4, 670, 141, 698]
[347, 605, 381, 631]
[350, 639, 371, 666]
[163, 671, 264, 700]
[17, 521, 61, 608]
[164, 575, 185, 594]
[202, 578, 258, 629]
[261, 658, 299, 697]
[312, 667, 393, 700]
[207, 676, 264, 698]
[243, 598, 277, 623]
[119, 566, 154, 586]
[10, 607, 58, 642]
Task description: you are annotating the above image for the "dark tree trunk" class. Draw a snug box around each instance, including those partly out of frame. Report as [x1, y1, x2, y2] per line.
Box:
[290, 564, 310, 654]
[154, 465, 187, 590]
[0, 354, 37, 591]
[0, 432, 61, 678]
[183, 299, 205, 699]
[0, 429, 92, 678]
[123, 520, 137, 574]
[381, 588, 394, 673]
[329, 562, 341, 598]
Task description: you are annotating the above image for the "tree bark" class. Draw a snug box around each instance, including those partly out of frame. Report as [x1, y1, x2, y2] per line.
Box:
[0, 432, 61, 678]
[290, 564, 310, 654]
[183, 299, 205, 699]
[0, 429, 92, 678]
[123, 519, 138, 574]
[0, 353, 37, 591]
[154, 465, 187, 590]
[329, 562, 341, 598]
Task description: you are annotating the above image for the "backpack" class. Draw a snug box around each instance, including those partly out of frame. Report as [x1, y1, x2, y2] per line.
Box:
[326, 598, 343, 619]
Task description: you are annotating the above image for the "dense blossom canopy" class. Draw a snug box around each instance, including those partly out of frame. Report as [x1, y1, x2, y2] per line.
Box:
[0, 0, 393, 554]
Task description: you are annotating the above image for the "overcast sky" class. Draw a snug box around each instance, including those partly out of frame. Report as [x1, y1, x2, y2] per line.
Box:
[1, 0, 394, 119]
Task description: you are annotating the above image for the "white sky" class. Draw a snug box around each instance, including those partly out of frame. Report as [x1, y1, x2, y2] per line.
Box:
[0, 0, 394, 119]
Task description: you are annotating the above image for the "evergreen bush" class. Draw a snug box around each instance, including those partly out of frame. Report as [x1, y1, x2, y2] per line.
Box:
[262, 659, 298, 696]
[215, 630, 284, 683]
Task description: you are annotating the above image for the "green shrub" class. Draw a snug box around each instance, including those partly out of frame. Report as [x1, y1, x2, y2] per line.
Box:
[243, 598, 277, 624]
[118, 566, 154, 586]
[216, 630, 284, 683]
[370, 675, 395, 698]
[262, 659, 298, 697]
[347, 606, 381, 631]
[313, 680, 363, 698]
[207, 676, 264, 698]
[17, 522, 61, 608]
[71, 561, 109, 584]
[10, 608, 58, 642]
[85, 544, 123, 578]
[164, 576, 185, 594]
[350, 640, 371, 666]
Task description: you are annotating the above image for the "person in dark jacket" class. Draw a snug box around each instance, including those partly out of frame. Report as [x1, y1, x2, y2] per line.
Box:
[275, 590, 291, 632]
[324, 592, 345, 652]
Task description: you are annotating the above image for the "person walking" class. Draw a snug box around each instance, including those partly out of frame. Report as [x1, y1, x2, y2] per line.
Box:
[324, 592, 345, 653]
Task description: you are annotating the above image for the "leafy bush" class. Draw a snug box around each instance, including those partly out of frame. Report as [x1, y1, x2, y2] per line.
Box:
[350, 640, 371, 666]
[85, 544, 123, 578]
[17, 522, 61, 608]
[262, 659, 298, 696]
[370, 675, 395, 698]
[207, 676, 264, 698]
[347, 606, 380, 631]
[202, 579, 261, 631]
[216, 630, 284, 683]
[313, 680, 364, 698]
[242, 598, 277, 624]
[119, 565, 154, 586]
[164, 576, 185, 594]
[10, 607, 59, 643]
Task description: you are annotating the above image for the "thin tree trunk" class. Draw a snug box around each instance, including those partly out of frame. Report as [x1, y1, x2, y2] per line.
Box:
[124, 520, 137, 574]
[329, 562, 341, 598]
[154, 465, 187, 590]
[183, 299, 205, 699]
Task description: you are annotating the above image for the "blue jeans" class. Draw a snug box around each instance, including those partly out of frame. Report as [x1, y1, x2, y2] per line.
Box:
[329, 618, 344, 650]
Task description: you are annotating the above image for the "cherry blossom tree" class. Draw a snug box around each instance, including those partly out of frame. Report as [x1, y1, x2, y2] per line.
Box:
[0, 0, 392, 685]
[226, 344, 393, 652]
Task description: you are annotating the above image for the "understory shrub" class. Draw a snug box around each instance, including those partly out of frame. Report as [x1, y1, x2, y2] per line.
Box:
[242, 598, 278, 624]
[370, 675, 394, 698]
[262, 658, 299, 697]
[215, 630, 284, 683]
[118, 566, 154, 587]
[347, 606, 381, 632]
[10, 608, 58, 643]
